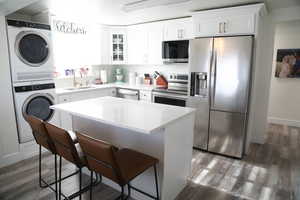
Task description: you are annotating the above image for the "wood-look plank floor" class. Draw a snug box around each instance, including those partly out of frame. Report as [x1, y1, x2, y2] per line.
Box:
[185, 123, 300, 200]
[0, 123, 299, 200]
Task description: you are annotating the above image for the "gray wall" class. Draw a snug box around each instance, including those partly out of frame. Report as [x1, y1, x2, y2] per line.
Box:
[0, 15, 19, 167]
[268, 20, 300, 127]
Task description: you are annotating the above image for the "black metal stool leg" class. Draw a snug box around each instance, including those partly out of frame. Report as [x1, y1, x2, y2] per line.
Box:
[126, 183, 131, 200]
[98, 173, 102, 183]
[39, 145, 43, 187]
[59, 156, 62, 200]
[79, 168, 82, 200]
[128, 183, 131, 197]
[90, 171, 93, 200]
[154, 165, 159, 200]
[55, 154, 58, 200]
[121, 186, 124, 200]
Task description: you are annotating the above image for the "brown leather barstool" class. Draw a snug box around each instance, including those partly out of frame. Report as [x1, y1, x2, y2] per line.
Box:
[76, 132, 160, 200]
[26, 115, 80, 200]
[45, 122, 100, 200]
[25, 115, 58, 198]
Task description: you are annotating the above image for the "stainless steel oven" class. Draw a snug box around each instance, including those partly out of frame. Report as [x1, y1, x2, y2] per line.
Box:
[152, 73, 189, 107]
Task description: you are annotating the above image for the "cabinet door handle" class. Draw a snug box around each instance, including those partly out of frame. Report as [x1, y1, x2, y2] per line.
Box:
[219, 23, 221, 33]
[223, 22, 226, 33]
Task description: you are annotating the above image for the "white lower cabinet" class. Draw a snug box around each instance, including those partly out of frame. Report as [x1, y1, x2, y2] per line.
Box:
[139, 90, 152, 102]
[58, 88, 116, 130]
[57, 95, 73, 130]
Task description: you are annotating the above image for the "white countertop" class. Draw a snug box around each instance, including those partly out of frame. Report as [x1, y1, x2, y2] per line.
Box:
[55, 83, 155, 95]
[50, 96, 195, 134]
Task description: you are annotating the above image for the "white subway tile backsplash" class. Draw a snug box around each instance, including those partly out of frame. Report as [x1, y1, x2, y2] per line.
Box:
[55, 64, 189, 88]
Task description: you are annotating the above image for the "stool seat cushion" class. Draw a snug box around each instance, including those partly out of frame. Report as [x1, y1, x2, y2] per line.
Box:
[115, 148, 158, 184]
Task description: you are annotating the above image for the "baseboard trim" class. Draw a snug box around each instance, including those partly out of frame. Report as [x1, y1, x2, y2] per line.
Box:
[268, 117, 300, 128]
[0, 152, 23, 168]
[0, 142, 43, 168]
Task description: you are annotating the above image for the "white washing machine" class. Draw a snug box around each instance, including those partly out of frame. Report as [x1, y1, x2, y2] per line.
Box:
[13, 80, 60, 143]
[7, 20, 54, 83]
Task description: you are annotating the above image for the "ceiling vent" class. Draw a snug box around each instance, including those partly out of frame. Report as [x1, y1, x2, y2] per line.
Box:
[122, 0, 191, 12]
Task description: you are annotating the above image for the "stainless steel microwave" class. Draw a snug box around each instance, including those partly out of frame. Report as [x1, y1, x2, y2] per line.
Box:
[162, 40, 189, 63]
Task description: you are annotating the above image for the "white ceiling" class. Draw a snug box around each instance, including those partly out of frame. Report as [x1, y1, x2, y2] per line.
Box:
[5, 0, 300, 25]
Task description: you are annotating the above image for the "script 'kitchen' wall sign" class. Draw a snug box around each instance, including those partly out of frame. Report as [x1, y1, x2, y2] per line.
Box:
[53, 19, 87, 34]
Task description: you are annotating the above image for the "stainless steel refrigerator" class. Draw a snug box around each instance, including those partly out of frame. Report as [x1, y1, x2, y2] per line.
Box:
[188, 36, 253, 158]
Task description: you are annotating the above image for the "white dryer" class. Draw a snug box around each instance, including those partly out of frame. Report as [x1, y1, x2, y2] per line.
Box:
[13, 80, 60, 143]
[7, 20, 54, 83]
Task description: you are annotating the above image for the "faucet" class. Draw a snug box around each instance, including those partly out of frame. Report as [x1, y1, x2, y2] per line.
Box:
[73, 68, 90, 88]
[73, 69, 81, 88]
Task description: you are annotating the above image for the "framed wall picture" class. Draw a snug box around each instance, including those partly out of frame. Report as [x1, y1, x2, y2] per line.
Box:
[275, 49, 300, 78]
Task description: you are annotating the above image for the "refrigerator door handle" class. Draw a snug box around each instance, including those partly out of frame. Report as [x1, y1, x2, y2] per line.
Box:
[210, 50, 217, 108]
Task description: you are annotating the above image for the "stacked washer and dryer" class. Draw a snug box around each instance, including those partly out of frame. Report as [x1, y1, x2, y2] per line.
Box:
[7, 20, 59, 143]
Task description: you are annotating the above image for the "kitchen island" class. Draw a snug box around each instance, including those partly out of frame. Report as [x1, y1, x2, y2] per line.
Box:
[51, 96, 195, 200]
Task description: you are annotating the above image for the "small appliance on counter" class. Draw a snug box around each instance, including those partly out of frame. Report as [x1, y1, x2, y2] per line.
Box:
[115, 68, 124, 82]
[154, 71, 168, 89]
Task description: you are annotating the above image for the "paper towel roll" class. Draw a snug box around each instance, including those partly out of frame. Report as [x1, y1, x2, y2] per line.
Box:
[100, 70, 107, 83]
[129, 72, 136, 85]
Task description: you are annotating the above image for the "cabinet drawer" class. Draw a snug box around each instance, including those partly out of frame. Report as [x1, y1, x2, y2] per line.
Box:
[139, 90, 152, 101]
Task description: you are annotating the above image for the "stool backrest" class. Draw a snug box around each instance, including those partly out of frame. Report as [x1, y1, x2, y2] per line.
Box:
[45, 122, 82, 167]
[25, 115, 55, 153]
[76, 132, 123, 184]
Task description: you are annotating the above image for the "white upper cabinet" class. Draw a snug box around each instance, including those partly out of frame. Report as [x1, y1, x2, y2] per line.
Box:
[222, 14, 255, 35]
[163, 18, 193, 41]
[192, 5, 260, 37]
[111, 32, 126, 64]
[147, 22, 164, 65]
[127, 21, 164, 65]
[100, 26, 127, 65]
[100, 25, 111, 65]
[127, 24, 148, 65]
[110, 27, 127, 64]
[193, 17, 220, 37]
